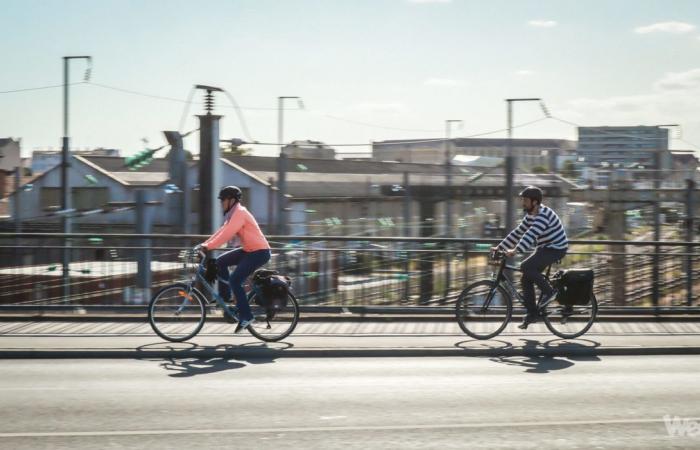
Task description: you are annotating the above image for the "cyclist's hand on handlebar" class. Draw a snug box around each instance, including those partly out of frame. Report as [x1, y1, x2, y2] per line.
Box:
[504, 249, 516, 258]
[193, 244, 209, 258]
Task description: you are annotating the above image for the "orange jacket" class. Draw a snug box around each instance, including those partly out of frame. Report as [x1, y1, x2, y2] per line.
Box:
[202, 204, 270, 252]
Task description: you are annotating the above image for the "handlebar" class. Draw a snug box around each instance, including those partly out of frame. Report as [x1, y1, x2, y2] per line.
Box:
[489, 248, 506, 265]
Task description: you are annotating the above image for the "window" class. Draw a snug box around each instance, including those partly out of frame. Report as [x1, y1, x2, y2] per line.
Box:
[72, 187, 109, 210]
[40, 187, 111, 211]
[40, 187, 61, 210]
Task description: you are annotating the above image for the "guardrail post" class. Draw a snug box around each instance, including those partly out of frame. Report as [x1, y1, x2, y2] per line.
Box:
[609, 208, 627, 305]
[135, 190, 152, 303]
[419, 201, 435, 304]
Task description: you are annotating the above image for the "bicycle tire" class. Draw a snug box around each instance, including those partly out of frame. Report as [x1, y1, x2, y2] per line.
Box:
[246, 292, 300, 342]
[148, 283, 207, 342]
[455, 280, 512, 340]
[542, 292, 598, 339]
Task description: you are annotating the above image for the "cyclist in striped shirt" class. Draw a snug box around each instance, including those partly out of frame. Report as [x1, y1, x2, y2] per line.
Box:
[494, 186, 568, 329]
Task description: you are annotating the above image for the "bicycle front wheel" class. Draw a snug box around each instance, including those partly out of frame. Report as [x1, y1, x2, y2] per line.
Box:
[542, 292, 598, 339]
[455, 280, 512, 340]
[247, 292, 300, 342]
[148, 283, 207, 342]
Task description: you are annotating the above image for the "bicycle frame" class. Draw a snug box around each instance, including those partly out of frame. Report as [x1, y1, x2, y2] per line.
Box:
[483, 252, 556, 312]
[176, 253, 245, 321]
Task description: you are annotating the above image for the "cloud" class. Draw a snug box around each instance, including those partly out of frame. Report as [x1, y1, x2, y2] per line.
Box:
[407, 0, 451, 3]
[563, 70, 700, 129]
[654, 68, 700, 91]
[634, 21, 696, 34]
[528, 20, 557, 28]
[516, 70, 535, 76]
[423, 78, 466, 87]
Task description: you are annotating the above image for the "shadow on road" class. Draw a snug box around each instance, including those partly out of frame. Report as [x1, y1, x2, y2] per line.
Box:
[134, 341, 293, 377]
[489, 338, 602, 373]
[158, 356, 248, 377]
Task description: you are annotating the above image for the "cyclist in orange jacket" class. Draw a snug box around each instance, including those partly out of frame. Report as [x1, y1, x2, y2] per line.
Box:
[200, 186, 271, 333]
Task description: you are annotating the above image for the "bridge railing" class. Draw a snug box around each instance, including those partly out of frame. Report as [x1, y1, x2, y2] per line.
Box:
[0, 233, 697, 309]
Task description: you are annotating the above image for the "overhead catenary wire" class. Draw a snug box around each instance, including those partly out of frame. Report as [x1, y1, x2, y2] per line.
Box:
[0, 82, 84, 94]
[3, 79, 551, 143]
[221, 89, 254, 142]
[177, 87, 197, 134]
[244, 117, 552, 147]
[7, 79, 700, 152]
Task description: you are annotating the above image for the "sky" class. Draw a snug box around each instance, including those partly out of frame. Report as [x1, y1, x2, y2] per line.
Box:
[2, 0, 700, 158]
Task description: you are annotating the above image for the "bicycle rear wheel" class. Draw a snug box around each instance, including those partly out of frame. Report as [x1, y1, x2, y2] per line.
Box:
[148, 283, 207, 342]
[455, 280, 512, 340]
[542, 292, 598, 339]
[247, 292, 300, 342]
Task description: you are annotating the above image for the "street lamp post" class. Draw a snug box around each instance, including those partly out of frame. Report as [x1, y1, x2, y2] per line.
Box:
[505, 98, 541, 232]
[61, 55, 91, 302]
[276, 96, 303, 235]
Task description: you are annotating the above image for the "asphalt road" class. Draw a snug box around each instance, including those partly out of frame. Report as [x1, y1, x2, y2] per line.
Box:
[1, 355, 699, 449]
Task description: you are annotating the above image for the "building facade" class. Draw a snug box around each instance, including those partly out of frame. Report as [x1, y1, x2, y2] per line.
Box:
[577, 126, 672, 170]
[282, 140, 336, 159]
[372, 138, 577, 173]
[31, 148, 121, 174]
[0, 138, 21, 172]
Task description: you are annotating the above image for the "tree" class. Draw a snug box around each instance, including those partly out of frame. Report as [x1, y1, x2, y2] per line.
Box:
[560, 160, 577, 179]
[531, 165, 548, 174]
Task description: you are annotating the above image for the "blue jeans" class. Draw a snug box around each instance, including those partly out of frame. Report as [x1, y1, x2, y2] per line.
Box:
[216, 248, 271, 321]
[521, 247, 567, 316]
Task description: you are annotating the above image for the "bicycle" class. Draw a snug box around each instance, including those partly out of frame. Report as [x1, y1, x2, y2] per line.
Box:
[455, 249, 598, 340]
[148, 248, 300, 342]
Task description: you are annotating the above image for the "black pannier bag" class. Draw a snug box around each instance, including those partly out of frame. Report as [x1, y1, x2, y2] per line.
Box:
[252, 269, 292, 310]
[552, 269, 594, 306]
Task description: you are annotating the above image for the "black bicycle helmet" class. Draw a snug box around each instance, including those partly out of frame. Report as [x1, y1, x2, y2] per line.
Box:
[519, 186, 543, 203]
[218, 185, 242, 201]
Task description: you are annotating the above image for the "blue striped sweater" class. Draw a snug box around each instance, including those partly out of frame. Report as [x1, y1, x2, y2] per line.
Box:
[498, 205, 568, 253]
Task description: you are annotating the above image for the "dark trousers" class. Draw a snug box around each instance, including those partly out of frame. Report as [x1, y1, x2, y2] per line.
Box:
[216, 248, 271, 321]
[520, 247, 567, 315]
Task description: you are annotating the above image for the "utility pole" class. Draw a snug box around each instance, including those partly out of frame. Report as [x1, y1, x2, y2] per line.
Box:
[195, 85, 223, 234]
[276, 96, 303, 235]
[686, 178, 695, 306]
[13, 167, 21, 233]
[61, 55, 91, 302]
[443, 119, 462, 302]
[444, 119, 462, 237]
[652, 124, 678, 307]
[504, 98, 541, 231]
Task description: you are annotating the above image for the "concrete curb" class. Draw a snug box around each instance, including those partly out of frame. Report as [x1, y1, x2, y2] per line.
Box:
[2, 345, 700, 359]
[3, 315, 700, 323]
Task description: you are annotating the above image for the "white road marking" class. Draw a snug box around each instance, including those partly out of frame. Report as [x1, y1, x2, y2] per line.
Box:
[1, 417, 697, 438]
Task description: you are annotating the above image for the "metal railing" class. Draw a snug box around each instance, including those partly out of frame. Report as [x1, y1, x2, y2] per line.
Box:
[0, 233, 697, 310]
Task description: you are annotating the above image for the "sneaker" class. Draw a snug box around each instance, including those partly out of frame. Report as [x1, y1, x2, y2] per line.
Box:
[517, 314, 538, 330]
[234, 318, 255, 334]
